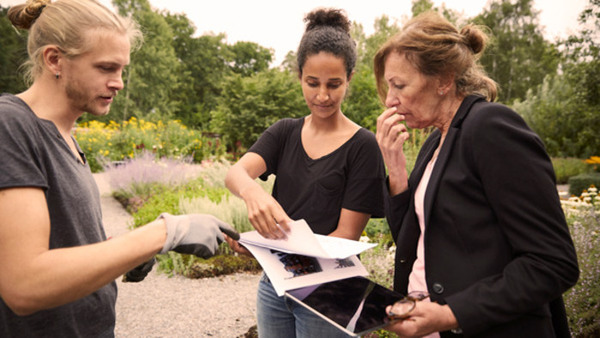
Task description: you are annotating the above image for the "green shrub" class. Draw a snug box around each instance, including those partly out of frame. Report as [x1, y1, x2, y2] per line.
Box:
[180, 195, 254, 234]
[75, 118, 225, 173]
[364, 218, 393, 247]
[552, 157, 589, 184]
[115, 157, 272, 277]
[568, 173, 600, 196]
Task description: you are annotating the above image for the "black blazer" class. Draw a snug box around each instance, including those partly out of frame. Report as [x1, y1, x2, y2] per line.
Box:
[385, 95, 579, 337]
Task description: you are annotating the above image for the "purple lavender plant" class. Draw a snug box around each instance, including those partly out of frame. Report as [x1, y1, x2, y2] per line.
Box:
[104, 151, 204, 195]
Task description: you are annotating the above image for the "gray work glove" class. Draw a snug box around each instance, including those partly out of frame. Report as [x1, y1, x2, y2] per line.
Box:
[122, 257, 156, 283]
[158, 213, 240, 257]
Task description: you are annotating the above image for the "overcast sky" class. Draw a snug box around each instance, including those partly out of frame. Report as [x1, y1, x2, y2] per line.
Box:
[1, 0, 589, 65]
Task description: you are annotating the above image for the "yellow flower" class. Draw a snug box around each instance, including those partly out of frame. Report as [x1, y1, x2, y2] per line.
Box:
[585, 156, 600, 164]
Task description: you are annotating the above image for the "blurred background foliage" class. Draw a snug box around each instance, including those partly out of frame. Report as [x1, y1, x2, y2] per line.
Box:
[1, 0, 598, 158]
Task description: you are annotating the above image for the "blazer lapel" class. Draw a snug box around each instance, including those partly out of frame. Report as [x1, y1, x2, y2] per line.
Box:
[423, 95, 486, 225]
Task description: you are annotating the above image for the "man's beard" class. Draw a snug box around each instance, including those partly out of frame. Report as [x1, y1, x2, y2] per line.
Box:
[65, 80, 111, 116]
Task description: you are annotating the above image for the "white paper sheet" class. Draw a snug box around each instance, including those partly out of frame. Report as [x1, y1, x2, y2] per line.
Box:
[244, 244, 369, 296]
[238, 219, 375, 296]
[238, 219, 376, 259]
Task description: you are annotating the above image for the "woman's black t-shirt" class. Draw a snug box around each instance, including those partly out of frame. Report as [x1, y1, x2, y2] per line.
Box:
[248, 117, 385, 235]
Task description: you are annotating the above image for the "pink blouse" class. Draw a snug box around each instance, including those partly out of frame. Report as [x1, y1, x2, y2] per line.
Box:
[408, 149, 441, 338]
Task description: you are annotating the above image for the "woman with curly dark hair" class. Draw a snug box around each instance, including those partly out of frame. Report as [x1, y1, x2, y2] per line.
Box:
[225, 8, 385, 337]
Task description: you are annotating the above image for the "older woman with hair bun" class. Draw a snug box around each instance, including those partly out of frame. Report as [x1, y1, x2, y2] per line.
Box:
[375, 11, 578, 337]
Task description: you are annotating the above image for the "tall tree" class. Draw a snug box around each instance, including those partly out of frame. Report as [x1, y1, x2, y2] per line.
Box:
[163, 12, 231, 129]
[412, 0, 435, 16]
[227, 41, 273, 77]
[163, 13, 273, 130]
[344, 17, 399, 131]
[355, 15, 401, 71]
[473, 0, 559, 104]
[513, 0, 600, 158]
[562, 0, 600, 108]
[210, 69, 306, 151]
[98, 0, 182, 123]
[342, 63, 382, 131]
[412, 0, 461, 24]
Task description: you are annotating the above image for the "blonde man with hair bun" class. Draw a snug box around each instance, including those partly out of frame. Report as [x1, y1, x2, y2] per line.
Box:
[0, 1, 237, 336]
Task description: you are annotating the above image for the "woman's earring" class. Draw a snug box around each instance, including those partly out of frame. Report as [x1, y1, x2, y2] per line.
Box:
[55, 73, 60, 79]
[438, 90, 444, 95]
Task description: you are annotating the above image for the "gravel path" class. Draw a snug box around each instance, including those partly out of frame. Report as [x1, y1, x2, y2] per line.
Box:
[94, 173, 261, 338]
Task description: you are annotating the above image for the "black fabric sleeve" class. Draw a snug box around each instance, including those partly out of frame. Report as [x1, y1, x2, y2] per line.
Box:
[247, 118, 296, 181]
[342, 129, 386, 218]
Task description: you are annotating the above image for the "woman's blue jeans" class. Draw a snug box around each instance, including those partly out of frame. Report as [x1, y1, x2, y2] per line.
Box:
[256, 274, 351, 338]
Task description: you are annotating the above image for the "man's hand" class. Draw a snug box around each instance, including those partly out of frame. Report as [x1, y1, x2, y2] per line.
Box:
[159, 213, 239, 258]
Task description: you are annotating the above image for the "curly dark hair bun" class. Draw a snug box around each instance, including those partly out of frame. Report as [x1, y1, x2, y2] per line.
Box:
[304, 8, 351, 35]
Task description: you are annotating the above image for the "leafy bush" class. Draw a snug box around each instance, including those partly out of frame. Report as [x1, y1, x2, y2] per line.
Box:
[185, 255, 261, 279]
[73, 120, 119, 172]
[552, 157, 589, 184]
[106, 155, 269, 276]
[569, 173, 600, 197]
[562, 187, 600, 337]
[513, 73, 600, 158]
[210, 69, 307, 151]
[364, 218, 393, 247]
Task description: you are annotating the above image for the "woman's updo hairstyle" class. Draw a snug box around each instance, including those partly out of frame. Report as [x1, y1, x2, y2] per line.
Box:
[7, 0, 143, 84]
[374, 11, 497, 102]
[296, 8, 357, 79]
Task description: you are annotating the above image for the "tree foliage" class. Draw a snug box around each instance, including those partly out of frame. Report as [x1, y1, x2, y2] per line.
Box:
[474, 0, 560, 104]
[228, 41, 273, 77]
[513, 0, 600, 158]
[163, 11, 230, 129]
[1, 0, 596, 162]
[162, 14, 273, 130]
[562, 0, 600, 109]
[0, 5, 28, 94]
[106, 0, 182, 123]
[210, 69, 307, 150]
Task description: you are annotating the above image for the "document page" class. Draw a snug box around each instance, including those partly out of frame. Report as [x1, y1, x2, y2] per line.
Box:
[244, 244, 369, 296]
[238, 219, 375, 296]
[238, 219, 375, 259]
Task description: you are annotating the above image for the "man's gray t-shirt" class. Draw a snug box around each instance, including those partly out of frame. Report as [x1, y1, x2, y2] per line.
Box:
[0, 94, 117, 337]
